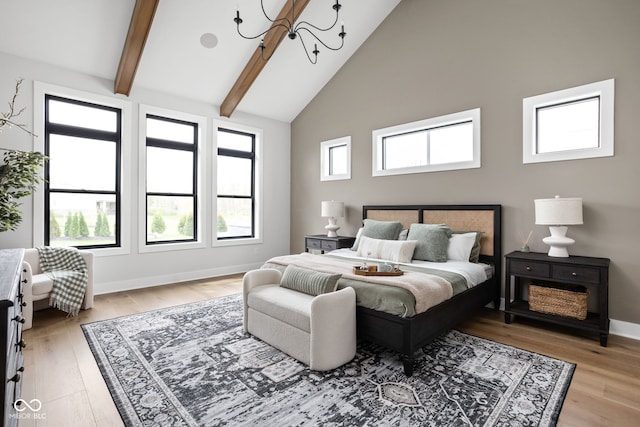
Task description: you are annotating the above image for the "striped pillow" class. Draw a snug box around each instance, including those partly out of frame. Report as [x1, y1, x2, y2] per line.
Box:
[280, 265, 341, 296]
[356, 235, 417, 263]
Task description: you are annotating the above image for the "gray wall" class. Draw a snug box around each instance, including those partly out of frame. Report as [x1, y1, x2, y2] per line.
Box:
[291, 0, 640, 325]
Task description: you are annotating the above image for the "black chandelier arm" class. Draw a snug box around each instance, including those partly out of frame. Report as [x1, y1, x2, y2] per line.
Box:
[296, 26, 345, 52]
[260, 0, 293, 28]
[297, 35, 319, 64]
[259, 43, 277, 62]
[236, 22, 291, 41]
[293, 0, 341, 33]
[293, 10, 339, 34]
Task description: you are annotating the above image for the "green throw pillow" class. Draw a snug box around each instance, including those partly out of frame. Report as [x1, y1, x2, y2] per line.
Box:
[407, 223, 452, 262]
[351, 219, 404, 250]
[280, 265, 341, 296]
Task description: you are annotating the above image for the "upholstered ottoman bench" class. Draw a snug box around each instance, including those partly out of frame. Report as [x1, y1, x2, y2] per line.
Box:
[242, 266, 356, 371]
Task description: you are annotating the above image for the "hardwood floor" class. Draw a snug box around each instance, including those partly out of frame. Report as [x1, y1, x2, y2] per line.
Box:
[19, 275, 640, 426]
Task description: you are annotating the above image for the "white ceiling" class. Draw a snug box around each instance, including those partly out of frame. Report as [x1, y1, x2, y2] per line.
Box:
[0, 0, 400, 123]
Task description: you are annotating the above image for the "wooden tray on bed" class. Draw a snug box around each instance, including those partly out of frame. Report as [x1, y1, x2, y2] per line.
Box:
[353, 267, 404, 276]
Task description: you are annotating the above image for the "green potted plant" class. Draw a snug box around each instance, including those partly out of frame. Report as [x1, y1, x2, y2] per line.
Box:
[0, 79, 46, 232]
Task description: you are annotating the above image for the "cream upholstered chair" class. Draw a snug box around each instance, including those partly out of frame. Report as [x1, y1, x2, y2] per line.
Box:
[21, 248, 94, 330]
[243, 268, 356, 371]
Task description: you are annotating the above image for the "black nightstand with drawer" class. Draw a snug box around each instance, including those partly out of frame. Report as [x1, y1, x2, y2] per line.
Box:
[504, 251, 610, 346]
[305, 235, 356, 254]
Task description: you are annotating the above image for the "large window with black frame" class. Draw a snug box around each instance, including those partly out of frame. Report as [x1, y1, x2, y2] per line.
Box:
[145, 114, 198, 244]
[44, 95, 122, 248]
[216, 128, 255, 240]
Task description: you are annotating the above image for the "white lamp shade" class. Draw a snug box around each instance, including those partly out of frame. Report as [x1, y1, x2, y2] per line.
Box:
[321, 201, 344, 218]
[534, 196, 583, 225]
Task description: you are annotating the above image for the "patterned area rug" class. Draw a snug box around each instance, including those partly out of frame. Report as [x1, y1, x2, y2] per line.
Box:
[82, 294, 574, 426]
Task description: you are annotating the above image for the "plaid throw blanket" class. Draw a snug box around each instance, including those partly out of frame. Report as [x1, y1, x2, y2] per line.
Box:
[37, 246, 88, 316]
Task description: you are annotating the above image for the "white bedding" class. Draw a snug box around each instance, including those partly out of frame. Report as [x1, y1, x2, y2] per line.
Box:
[328, 248, 491, 288]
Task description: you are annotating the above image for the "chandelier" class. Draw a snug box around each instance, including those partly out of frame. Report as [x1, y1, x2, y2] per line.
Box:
[234, 0, 346, 64]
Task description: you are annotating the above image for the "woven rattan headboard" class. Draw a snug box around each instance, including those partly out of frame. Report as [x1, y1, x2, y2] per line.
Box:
[362, 205, 501, 260]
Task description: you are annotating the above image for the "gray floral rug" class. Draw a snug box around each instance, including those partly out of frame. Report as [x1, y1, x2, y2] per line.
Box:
[82, 294, 574, 426]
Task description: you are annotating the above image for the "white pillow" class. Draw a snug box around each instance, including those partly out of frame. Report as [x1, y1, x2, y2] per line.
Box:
[357, 235, 417, 263]
[350, 227, 363, 250]
[447, 232, 477, 261]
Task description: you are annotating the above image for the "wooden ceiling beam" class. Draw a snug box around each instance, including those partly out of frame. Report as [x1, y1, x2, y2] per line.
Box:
[114, 0, 159, 96]
[220, 0, 312, 118]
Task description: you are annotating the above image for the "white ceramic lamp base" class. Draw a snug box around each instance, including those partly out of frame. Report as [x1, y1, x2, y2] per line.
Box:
[542, 225, 575, 257]
[325, 217, 340, 237]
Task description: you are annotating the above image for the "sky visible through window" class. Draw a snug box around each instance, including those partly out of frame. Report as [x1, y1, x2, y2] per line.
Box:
[329, 144, 348, 175]
[536, 97, 600, 154]
[383, 121, 473, 170]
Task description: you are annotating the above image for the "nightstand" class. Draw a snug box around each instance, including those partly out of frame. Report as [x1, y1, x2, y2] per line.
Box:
[504, 251, 610, 346]
[305, 235, 356, 254]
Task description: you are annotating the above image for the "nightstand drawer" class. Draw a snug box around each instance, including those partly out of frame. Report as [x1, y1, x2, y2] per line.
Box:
[509, 260, 550, 278]
[306, 239, 322, 250]
[321, 240, 338, 251]
[305, 235, 356, 253]
[552, 265, 600, 285]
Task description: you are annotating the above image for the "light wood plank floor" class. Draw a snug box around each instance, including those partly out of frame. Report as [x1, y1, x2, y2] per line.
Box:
[19, 275, 640, 426]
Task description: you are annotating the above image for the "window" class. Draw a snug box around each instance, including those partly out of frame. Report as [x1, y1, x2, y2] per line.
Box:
[523, 79, 614, 164]
[321, 136, 351, 181]
[372, 108, 481, 177]
[216, 127, 256, 240]
[43, 95, 121, 248]
[144, 114, 198, 244]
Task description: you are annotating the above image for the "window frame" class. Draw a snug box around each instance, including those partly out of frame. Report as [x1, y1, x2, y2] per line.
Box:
[372, 108, 481, 177]
[138, 105, 206, 253]
[44, 94, 122, 248]
[144, 114, 198, 245]
[523, 79, 614, 164]
[213, 122, 263, 246]
[33, 82, 132, 256]
[320, 136, 351, 181]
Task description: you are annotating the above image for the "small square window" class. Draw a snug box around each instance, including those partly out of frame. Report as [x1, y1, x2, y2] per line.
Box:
[523, 79, 614, 164]
[321, 136, 351, 181]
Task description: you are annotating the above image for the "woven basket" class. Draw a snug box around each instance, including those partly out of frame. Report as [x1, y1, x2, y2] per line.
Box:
[529, 282, 588, 320]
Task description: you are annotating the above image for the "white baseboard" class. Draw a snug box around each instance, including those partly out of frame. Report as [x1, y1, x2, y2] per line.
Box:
[93, 261, 264, 295]
[490, 298, 640, 341]
[610, 319, 640, 341]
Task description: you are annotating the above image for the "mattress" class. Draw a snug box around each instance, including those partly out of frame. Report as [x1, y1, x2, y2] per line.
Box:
[263, 250, 493, 318]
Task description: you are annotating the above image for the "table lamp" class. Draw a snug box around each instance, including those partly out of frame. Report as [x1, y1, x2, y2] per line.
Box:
[534, 195, 583, 257]
[321, 201, 344, 237]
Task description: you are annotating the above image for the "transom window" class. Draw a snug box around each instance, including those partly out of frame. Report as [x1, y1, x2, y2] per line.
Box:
[44, 95, 121, 248]
[523, 79, 614, 164]
[372, 108, 481, 176]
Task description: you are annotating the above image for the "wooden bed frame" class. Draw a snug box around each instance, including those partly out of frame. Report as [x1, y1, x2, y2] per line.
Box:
[357, 204, 502, 376]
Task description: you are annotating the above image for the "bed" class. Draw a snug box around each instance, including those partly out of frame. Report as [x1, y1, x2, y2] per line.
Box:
[266, 204, 502, 376]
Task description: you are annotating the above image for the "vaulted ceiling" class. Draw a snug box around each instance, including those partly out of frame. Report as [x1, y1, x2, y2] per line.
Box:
[0, 0, 400, 123]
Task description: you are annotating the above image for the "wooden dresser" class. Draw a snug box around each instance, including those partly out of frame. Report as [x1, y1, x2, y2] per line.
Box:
[0, 249, 26, 426]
